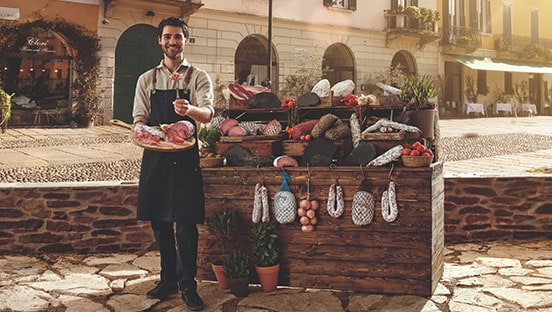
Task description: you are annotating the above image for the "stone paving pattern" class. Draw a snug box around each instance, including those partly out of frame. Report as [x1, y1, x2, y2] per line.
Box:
[1, 240, 551, 311]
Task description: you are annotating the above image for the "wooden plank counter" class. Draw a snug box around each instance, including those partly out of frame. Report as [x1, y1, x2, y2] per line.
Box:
[197, 163, 445, 296]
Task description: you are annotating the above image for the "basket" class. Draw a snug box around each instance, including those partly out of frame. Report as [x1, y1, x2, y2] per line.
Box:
[401, 155, 434, 167]
[200, 157, 224, 168]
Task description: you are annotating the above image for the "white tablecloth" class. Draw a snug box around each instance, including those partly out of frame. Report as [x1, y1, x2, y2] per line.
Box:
[465, 103, 486, 115]
[494, 103, 513, 114]
[521, 104, 537, 115]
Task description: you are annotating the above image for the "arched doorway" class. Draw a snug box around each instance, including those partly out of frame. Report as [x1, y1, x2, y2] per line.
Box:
[114, 24, 162, 123]
[234, 35, 278, 92]
[391, 50, 417, 76]
[322, 43, 355, 86]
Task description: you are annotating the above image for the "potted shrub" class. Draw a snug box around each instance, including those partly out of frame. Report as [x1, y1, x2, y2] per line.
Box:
[398, 74, 439, 138]
[250, 222, 280, 292]
[0, 87, 11, 133]
[222, 249, 250, 297]
[205, 209, 240, 290]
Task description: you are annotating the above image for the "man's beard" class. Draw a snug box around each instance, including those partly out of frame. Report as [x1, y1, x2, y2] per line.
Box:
[163, 44, 181, 59]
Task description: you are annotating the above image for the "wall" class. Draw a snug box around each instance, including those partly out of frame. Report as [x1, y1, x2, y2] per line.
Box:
[0, 174, 551, 255]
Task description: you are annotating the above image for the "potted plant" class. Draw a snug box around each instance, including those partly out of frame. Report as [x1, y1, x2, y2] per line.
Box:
[205, 209, 240, 290]
[398, 74, 439, 138]
[250, 222, 280, 292]
[0, 86, 11, 133]
[198, 125, 220, 153]
[222, 249, 250, 297]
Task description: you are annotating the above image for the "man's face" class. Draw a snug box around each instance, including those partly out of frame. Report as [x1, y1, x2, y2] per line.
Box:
[158, 25, 187, 60]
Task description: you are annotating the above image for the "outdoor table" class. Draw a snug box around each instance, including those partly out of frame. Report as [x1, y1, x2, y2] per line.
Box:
[521, 104, 537, 116]
[465, 103, 486, 116]
[494, 103, 513, 115]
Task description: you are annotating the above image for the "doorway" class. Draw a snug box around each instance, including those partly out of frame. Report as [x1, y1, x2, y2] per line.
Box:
[114, 24, 162, 123]
[322, 43, 355, 86]
[444, 61, 463, 117]
[234, 35, 278, 91]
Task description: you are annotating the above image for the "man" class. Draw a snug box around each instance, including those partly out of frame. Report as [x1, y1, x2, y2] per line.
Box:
[132, 16, 214, 311]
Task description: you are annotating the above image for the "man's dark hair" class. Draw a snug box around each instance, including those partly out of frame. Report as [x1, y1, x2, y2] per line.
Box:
[157, 17, 189, 38]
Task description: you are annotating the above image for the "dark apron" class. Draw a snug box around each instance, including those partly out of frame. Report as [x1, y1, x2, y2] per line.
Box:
[136, 69, 204, 224]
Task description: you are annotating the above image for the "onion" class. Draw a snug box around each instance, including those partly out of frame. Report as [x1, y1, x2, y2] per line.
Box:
[301, 225, 314, 233]
[306, 209, 316, 219]
[310, 217, 318, 225]
[297, 207, 307, 217]
[300, 216, 310, 225]
[299, 199, 311, 209]
[310, 200, 319, 210]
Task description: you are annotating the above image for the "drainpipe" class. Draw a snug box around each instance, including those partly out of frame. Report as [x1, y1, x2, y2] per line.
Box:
[267, 0, 273, 88]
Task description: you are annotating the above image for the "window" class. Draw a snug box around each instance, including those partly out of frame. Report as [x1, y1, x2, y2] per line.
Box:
[323, 0, 357, 11]
[479, 0, 492, 33]
[477, 70, 487, 95]
[505, 72, 513, 94]
[531, 9, 539, 44]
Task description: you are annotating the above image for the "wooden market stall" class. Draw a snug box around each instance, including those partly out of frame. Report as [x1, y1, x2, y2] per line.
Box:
[197, 163, 444, 296]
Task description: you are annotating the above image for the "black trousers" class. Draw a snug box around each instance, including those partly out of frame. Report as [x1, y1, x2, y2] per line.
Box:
[151, 220, 199, 290]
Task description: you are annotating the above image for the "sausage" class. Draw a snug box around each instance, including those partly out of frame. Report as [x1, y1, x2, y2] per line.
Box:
[252, 183, 262, 223]
[327, 183, 344, 218]
[367, 145, 404, 167]
[350, 112, 361, 148]
[261, 184, 270, 223]
[352, 190, 375, 226]
[382, 181, 398, 222]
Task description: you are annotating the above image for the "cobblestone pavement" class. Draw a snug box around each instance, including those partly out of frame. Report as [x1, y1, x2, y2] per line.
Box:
[1, 239, 551, 311]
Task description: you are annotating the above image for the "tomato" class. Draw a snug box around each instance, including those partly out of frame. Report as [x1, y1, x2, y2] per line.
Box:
[410, 150, 420, 156]
[424, 149, 434, 156]
[416, 145, 426, 153]
[305, 134, 311, 141]
[422, 152, 431, 157]
[412, 141, 422, 147]
[300, 135, 306, 141]
[402, 148, 411, 155]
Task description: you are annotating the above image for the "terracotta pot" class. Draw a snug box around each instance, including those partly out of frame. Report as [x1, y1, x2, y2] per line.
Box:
[226, 276, 249, 297]
[405, 109, 435, 139]
[211, 263, 229, 290]
[255, 263, 280, 292]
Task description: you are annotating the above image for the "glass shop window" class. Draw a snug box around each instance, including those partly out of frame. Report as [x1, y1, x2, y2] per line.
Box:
[0, 29, 73, 112]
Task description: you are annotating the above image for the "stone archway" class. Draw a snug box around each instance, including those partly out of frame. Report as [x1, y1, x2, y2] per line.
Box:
[234, 35, 279, 92]
[322, 43, 355, 86]
[391, 50, 417, 76]
[113, 24, 162, 123]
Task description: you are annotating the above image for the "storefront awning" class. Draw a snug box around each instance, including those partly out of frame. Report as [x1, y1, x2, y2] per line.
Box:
[451, 55, 552, 74]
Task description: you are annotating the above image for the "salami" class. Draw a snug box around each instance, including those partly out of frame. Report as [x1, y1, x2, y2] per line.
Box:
[367, 145, 404, 167]
[327, 183, 344, 218]
[382, 181, 398, 222]
[350, 112, 361, 148]
[361, 119, 421, 136]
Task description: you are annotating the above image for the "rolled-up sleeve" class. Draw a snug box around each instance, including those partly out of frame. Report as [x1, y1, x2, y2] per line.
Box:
[132, 72, 152, 124]
[191, 68, 215, 119]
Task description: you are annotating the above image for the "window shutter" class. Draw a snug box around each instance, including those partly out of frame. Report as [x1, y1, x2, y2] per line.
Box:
[323, 0, 333, 6]
[485, 0, 492, 33]
[349, 0, 356, 10]
[469, 0, 478, 29]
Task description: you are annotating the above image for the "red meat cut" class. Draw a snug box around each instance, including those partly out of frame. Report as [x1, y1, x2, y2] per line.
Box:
[165, 120, 195, 144]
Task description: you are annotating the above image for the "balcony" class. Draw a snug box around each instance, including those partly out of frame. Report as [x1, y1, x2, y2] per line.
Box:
[442, 26, 482, 52]
[495, 34, 552, 61]
[384, 10, 440, 48]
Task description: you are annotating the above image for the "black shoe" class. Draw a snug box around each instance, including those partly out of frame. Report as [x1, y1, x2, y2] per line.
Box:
[146, 281, 178, 300]
[181, 288, 204, 311]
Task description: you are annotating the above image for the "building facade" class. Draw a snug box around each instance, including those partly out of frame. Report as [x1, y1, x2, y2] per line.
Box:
[439, 0, 552, 117]
[1, 0, 440, 126]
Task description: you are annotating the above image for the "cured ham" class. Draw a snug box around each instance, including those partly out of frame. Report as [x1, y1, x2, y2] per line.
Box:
[164, 120, 195, 144]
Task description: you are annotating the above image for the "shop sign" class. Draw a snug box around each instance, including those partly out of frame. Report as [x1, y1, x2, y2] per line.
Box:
[21, 37, 56, 54]
[0, 7, 19, 20]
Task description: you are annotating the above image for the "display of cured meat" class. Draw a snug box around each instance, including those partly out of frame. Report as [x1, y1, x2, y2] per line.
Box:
[263, 119, 282, 136]
[134, 125, 165, 145]
[220, 118, 239, 135]
[163, 120, 195, 144]
[227, 83, 255, 100]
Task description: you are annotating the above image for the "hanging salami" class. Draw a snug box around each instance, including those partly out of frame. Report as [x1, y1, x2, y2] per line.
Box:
[274, 170, 297, 224]
[351, 177, 375, 226]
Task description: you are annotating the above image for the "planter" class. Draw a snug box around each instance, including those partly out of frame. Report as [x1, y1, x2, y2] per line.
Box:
[226, 276, 249, 297]
[211, 263, 229, 290]
[405, 109, 435, 139]
[255, 264, 280, 292]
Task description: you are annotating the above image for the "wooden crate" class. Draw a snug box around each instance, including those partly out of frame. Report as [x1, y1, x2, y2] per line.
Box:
[283, 138, 353, 159]
[228, 95, 248, 110]
[197, 165, 445, 296]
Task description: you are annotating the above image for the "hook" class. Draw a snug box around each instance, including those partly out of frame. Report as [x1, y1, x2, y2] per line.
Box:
[329, 163, 339, 185]
[257, 164, 264, 185]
